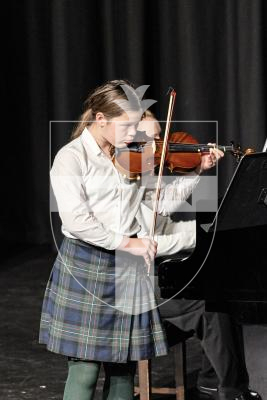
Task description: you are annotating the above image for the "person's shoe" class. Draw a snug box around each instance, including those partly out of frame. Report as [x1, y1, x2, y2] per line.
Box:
[234, 389, 262, 400]
[196, 386, 262, 400]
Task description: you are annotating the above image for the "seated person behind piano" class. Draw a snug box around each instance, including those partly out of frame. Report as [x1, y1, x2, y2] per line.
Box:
[136, 111, 261, 400]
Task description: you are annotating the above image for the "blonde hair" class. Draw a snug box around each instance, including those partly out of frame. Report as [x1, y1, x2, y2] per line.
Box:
[71, 80, 140, 140]
[142, 109, 155, 119]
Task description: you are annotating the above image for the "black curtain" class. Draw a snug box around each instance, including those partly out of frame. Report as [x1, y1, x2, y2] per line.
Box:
[3, 0, 267, 246]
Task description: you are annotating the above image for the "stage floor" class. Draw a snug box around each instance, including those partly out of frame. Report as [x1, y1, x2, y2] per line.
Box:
[0, 245, 266, 399]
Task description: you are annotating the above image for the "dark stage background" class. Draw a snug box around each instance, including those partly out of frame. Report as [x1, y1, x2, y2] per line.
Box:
[3, 0, 267, 248]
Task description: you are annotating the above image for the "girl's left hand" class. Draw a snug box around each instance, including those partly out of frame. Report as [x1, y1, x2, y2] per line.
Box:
[196, 144, 224, 174]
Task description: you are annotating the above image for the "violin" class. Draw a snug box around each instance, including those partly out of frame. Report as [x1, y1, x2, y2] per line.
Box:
[113, 131, 254, 180]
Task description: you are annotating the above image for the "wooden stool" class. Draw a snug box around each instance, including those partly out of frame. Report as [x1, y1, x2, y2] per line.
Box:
[134, 341, 186, 400]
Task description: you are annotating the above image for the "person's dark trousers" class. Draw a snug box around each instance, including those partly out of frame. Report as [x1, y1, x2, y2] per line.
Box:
[197, 351, 219, 389]
[199, 311, 249, 399]
[154, 279, 249, 400]
[197, 315, 248, 389]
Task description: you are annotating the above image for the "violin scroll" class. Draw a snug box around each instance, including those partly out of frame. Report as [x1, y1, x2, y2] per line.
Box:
[230, 141, 255, 162]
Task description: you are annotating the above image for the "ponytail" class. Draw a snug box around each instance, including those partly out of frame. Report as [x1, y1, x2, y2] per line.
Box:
[71, 108, 93, 140]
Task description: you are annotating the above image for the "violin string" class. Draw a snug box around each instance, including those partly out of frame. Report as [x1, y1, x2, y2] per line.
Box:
[139, 142, 233, 152]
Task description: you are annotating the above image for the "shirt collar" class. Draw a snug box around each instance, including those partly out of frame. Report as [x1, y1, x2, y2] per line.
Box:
[81, 127, 102, 156]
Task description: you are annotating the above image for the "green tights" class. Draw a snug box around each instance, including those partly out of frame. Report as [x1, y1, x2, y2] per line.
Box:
[63, 359, 136, 400]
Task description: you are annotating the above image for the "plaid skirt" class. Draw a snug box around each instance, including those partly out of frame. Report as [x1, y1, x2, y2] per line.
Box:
[39, 237, 168, 363]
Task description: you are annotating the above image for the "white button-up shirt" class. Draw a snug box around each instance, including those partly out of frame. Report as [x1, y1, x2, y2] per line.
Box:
[137, 203, 196, 257]
[50, 128, 200, 250]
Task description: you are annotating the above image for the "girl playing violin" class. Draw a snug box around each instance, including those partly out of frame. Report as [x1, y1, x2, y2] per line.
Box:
[40, 80, 166, 400]
[39, 80, 223, 400]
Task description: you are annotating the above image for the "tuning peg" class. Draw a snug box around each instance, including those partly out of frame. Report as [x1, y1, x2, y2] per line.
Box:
[230, 141, 242, 162]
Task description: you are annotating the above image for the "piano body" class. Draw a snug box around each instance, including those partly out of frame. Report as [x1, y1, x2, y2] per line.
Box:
[158, 152, 267, 324]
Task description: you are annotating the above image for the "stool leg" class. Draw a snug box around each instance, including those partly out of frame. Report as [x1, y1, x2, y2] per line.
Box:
[138, 360, 151, 400]
[174, 342, 186, 400]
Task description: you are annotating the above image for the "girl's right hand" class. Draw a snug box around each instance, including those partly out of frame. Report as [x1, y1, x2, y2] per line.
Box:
[117, 237, 158, 268]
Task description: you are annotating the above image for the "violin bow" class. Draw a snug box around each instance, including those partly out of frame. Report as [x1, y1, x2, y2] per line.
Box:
[147, 88, 176, 275]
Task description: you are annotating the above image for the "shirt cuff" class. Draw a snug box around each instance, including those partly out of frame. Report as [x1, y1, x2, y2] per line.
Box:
[106, 232, 125, 250]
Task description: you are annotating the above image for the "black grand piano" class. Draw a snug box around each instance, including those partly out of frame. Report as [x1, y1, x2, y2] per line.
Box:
[158, 152, 267, 324]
